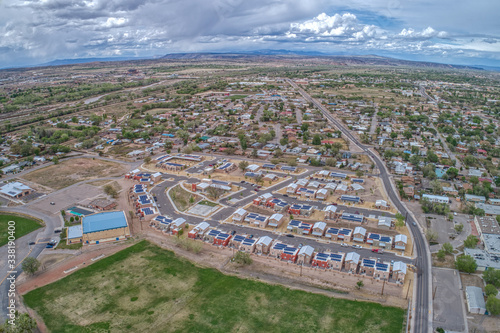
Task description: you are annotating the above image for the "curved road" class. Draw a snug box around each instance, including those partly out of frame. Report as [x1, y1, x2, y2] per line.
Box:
[287, 79, 431, 333]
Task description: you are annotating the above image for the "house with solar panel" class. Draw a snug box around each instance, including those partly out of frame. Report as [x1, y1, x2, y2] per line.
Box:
[374, 261, 391, 280]
[353, 227, 367, 243]
[171, 218, 187, 236]
[230, 234, 246, 248]
[265, 198, 289, 213]
[312, 222, 327, 237]
[280, 245, 299, 262]
[288, 204, 314, 217]
[342, 212, 364, 223]
[324, 205, 338, 220]
[281, 165, 297, 173]
[262, 163, 277, 170]
[286, 220, 313, 235]
[216, 162, 236, 173]
[312, 252, 345, 270]
[297, 245, 315, 265]
[232, 208, 248, 223]
[298, 187, 316, 199]
[340, 194, 361, 203]
[296, 178, 308, 187]
[255, 236, 273, 254]
[214, 232, 232, 246]
[344, 252, 360, 273]
[82, 211, 130, 245]
[152, 215, 174, 231]
[239, 237, 257, 253]
[204, 229, 221, 243]
[392, 261, 407, 283]
[188, 221, 211, 239]
[330, 172, 347, 179]
[394, 234, 408, 250]
[132, 184, 146, 195]
[372, 234, 393, 248]
[360, 258, 376, 276]
[244, 212, 270, 228]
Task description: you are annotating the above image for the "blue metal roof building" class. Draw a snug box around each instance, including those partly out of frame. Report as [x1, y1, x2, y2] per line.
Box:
[82, 211, 129, 234]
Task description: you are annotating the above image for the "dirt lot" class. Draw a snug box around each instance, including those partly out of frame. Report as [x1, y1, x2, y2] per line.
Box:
[22, 158, 128, 190]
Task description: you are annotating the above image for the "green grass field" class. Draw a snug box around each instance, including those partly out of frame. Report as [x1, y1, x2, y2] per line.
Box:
[24, 241, 405, 333]
[0, 214, 42, 247]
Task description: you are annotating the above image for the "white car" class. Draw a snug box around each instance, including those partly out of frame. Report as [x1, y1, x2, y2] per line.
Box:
[341, 243, 348, 247]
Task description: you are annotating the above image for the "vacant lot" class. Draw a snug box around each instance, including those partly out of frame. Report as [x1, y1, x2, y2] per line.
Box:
[169, 185, 200, 212]
[24, 241, 405, 333]
[22, 158, 127, 190]
[0, 214, 42, 247]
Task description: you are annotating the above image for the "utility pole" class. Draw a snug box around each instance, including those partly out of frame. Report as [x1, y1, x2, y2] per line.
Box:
[381, 278, 386, 295]
[433, 285, 437, 300]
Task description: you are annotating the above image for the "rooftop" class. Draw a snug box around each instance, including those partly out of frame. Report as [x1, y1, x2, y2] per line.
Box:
[82, 211, 128, 234]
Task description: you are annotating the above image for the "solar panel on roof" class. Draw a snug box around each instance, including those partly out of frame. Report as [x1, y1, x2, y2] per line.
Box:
[376, 263, 389, 270]
[380, 236, 391, 242]
[273, 243, 286, 249]
[233, 235, 245, 242]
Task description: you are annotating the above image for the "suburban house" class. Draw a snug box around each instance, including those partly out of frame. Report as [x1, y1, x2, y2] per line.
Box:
[324, 205, 338, 220]
[353, 227, 367, 243]
[188, 221, 211, 239]
[232, 208, 248, 223]
[297, 245, 315, 265]
[392, 261, 407, 284]
[312, 222, 327, 237]
[394, 234, 408, 250]
[312, 252, 345, 270]
[268, 213, 285, 228]
[255, 236, 273, 254]
[344, 252, 361, 273]
[0, 181, 33, 199]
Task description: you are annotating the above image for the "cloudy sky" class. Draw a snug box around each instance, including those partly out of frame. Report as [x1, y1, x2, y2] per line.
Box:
[1, 0, 499, 68]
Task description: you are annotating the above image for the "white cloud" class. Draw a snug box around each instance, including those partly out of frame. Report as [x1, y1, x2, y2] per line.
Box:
[398, 26, 448, 39]
[103, 17, 128, 28]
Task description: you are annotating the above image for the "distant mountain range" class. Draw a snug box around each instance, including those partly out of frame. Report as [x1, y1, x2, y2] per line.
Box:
[161, 51, 484, 70]
[2, 50, 493, 71]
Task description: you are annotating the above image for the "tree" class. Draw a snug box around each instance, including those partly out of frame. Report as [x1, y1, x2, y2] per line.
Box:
[251, 149, 258, 158]
[144, 156, 151, 164]
[104, 184, 118, 199]
[238, 160, 249, 172]
[485, 284, 498, 297]
[312, 134, 322, 145]
[464, 235, 479, 248]
[486, 297, 500, 315]
[356, 280, 364, 290]
[355, 170, 364, 178]
[483, 269, 500, 288]
[22, 257, 41, 276]
[454, 224, 464, 233]
[279, 137, 288, 146]
[233, 251, 252, 265]
[1, 312, 37, 332]
[446, 167, 459, 179]
[426, 229, 438, 242]
[52, 156, 59, 164]
[436, 249, 446, 261]
[455, 255, 477, 273]
[442, 242, 453, 255]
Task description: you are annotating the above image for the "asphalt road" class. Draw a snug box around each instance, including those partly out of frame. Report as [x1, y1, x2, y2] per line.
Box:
[0, 207, 61, 320]
[287, 79, 431, 333]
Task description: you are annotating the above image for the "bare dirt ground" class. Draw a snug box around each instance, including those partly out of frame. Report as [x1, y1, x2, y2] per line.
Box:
[22, 158, 128, 190]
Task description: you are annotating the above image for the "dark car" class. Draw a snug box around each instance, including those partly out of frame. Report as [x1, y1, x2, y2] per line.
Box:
[231, 230, 236, 235]
[249, 234, 254, 239]
[240, 181, 245, 183]
[285, 234, 294, 238]
[283, 194, 289, 197]
[154, 196, 158, 202]
[45, 244, 54, 249]
[28, 241, 36, 246]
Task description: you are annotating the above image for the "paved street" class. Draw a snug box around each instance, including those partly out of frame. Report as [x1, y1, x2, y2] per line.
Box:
[286, 78, 431, 333]
[0, 207, 61, 320]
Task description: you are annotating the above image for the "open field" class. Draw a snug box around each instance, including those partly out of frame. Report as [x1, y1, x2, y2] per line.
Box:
[0, 214, 42, 247]
[169, 184, 200, 212]
[21, 158, 127, 190]
[24, 241, 405, 333]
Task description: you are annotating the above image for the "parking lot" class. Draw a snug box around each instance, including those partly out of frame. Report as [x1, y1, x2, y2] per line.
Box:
[432, 268, 466, 332]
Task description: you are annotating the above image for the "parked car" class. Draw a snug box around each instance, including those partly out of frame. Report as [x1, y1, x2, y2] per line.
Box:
[249, 234, 254, 239]
[240, 181, 245, 183]
[286, 234, 295, 238]
[28, 241, 36, 246]
[412, 222, 417, 226]
[45, 244, 54, 249]
[372, 249, 379, 253]
[341, 243, 348, 247]
[50, 202, 55, 205]
[298, 243, 303, 249]
[283, 194, 289, 197]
